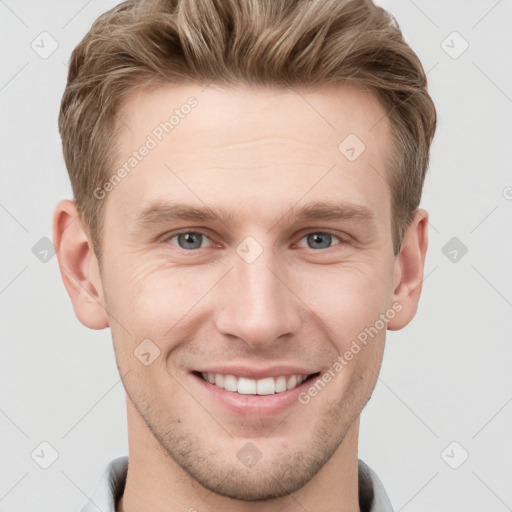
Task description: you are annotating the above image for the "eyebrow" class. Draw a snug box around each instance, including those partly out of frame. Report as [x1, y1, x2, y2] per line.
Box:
[135, 201, 238, 227]
[134, 200, 377, 231]
[286, 201, 376, 227]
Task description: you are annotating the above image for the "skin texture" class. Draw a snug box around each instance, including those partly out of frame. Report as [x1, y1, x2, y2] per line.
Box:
[53, 83, 428, 512]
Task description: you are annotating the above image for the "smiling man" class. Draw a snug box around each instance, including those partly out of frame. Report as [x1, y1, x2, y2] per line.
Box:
[53, 1, 436, 511]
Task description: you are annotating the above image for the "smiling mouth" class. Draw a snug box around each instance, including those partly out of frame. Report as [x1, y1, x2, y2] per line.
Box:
[192, 371, 320, 395]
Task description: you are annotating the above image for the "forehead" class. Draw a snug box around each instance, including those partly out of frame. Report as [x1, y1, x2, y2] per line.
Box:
[118, 82, 390, 153]
[108, 82, 393, 229]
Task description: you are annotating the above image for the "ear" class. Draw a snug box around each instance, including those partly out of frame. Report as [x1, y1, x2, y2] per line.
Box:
[387, 209, 429, 331]
[52, 200, 109, 330]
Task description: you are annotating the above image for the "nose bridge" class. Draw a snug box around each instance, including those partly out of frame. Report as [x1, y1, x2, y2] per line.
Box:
[214, 240, 301, 348]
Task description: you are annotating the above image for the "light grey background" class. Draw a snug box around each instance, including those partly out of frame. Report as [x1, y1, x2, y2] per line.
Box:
[1, 1, 511, 511]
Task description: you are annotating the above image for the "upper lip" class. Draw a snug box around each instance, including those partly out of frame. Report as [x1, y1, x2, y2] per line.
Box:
[192, 365, 321, 380]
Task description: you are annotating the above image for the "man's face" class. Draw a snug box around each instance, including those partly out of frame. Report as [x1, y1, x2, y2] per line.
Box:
[98, 83, 398, 499]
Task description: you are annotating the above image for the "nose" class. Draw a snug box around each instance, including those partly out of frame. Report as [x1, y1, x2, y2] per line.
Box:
[214, 243, 302, 350]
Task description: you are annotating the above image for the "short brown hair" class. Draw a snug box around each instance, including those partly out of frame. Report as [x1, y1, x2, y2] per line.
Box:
[59, 0, 436, 258]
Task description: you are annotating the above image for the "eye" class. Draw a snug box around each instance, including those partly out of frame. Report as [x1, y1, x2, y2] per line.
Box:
[167, 231, 212, 250]
[296, 231, 345, 250]
[165, 230, 346, 251]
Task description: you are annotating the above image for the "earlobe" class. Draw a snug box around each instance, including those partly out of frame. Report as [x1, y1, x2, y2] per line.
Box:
[387, 209, 429, 331]
[53, 200, 109, 330]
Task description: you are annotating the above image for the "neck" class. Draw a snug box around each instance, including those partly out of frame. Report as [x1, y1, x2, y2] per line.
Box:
[117, 397, 361, 512]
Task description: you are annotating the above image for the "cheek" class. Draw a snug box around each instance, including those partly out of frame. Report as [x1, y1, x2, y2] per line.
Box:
[103, 244, 394, 357]
[104, 260, 220, 349]
[103, 254, 178, 317]
[293, 261, 393, 338]
[311, 272, 389, 404]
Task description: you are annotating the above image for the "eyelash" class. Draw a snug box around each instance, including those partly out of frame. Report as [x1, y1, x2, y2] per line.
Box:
[164, 229, 348, 250]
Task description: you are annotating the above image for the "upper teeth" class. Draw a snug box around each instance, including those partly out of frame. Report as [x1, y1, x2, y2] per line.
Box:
[201, 372, 308, 395]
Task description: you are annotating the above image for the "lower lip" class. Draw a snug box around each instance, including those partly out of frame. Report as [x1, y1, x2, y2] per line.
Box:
[191, 373, 320, 418]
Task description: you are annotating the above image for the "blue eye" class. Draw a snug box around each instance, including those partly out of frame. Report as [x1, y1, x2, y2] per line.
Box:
[308, 232, 332, 249]
[297, 232, 343, 250]
[166, 230, 345, 251]
[170, 232, 209, 250]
